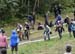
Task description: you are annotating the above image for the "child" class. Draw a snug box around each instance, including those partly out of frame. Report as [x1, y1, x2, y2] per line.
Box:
[10, 30, 19, 54]
[64, 45, 72, 54]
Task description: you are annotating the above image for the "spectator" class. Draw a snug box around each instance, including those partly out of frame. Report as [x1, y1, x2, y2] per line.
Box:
[64, 45, 72, 54]
[57, 4, 62, 15]
[44, 24, 51, 40]
[55, 21, 64, 39]
[74, 10, 75, 20]
[49, 21, 54, 27]
[16, 23, 23, 41]
[27, 15, 33, 23]
[28, 15, 34, 29]
[71, 21, 75, 38]
[68, 21, 72, 37]
[32, 12, 36, 25]
[24, 22, 30, 40]
[10, 30, 19, 54]
[64, 16, 70, 26]
[37, 22, 44, 30]
[55, 14, 62, 25]
[0, 30, 8, 54]
[44, 13, 49, 25]
[54, 5, 59, 18]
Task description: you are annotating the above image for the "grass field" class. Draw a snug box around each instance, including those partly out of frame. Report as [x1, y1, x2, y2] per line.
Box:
[3, 13, 75, 54]
[2, 13, 73, 37]
[7, 32, 75, 54]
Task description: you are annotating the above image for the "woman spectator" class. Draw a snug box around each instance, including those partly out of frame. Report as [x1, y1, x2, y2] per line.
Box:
[0, 30, 8, 54]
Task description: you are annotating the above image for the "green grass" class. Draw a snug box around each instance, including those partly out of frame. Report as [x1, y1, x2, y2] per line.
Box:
[4, 26, 15, 37]
[7, 33, 75, 54]
[3, 12, 73, 37]
[5, 13, 74, 54]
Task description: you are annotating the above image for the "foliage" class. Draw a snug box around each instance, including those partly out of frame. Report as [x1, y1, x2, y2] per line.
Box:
[0, 0, 74, 25]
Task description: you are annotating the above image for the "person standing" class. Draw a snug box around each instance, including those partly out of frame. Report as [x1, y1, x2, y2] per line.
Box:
[67, 21, 72, 37]
[64, 16, 70, 27]
[44, 12, 49, 26]
[44, 24, 51, 40]
[0, 30, 8, 54]
[57, 4, 62, 15]
[28, 15, 34, 29]
[55, 14, 62, 25]
[32, 12, 36, 25]
[24, 22, 30, 40]
[10, 30, 19, 54]
[74, 10, 75, 20]
[71, 21, 75, 38]
[31, 12, 36, 29]
[54, 5, 59, 18]
[49, 21, 54, 27]
[16, 23, 23, 41]
[55, 21, 64, 39]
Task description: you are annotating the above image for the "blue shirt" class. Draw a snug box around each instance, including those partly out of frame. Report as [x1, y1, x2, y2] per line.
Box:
[10, 30, 19, 46]
[55, 15, 62, 24]
[71, 23, 75, 31]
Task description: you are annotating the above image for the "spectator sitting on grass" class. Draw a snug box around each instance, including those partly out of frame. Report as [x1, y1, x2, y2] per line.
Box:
[37, 22, 44, 30]
[64, 45, 72, 54]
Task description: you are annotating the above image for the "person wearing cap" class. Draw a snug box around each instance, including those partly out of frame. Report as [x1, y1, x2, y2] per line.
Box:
[10, 30, 19, 54]
[0, 30, 8, 54]
[64, 45, 72, 54]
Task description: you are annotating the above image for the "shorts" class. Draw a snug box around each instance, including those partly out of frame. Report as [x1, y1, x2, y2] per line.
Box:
[11, 44, 18, 51]
[0, 47, 7, 54]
